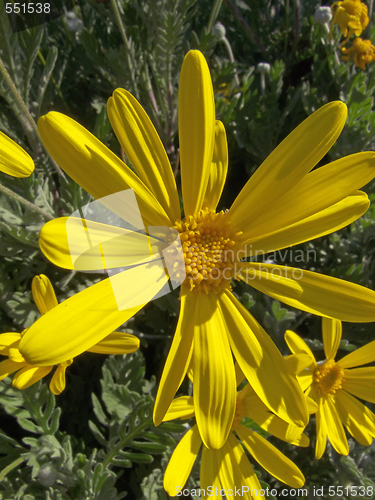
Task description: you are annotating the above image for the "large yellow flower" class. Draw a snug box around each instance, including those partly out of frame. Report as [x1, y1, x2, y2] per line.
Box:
[17, 50, 375, 449]
[285, 319, 375, 459]
[163, 367, 309, 497]
[0, 275, 139, 394]
[0, 131, 34, 177]
[330, 0, 369, 42]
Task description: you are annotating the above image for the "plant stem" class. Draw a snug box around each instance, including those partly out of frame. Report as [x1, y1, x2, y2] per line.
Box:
[0, 183, 54, 220]
[207, 0, 224, 32]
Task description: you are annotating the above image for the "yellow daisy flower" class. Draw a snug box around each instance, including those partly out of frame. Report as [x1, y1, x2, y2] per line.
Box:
[0, 131, 35, 178]
[341, 37, 375, 69]
[163, 366, 310, 497]
[330, 0, 369, 42]
[0, 275, 139, 394]
[285, 319, 375, 459]
[17, 50, 375, 450]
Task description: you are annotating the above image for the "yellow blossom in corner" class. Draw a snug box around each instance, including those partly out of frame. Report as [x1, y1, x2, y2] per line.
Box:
[285, 318, 375, 458]
[330, 0, 369, 42]
[341, 37, 375, 69]
[0, 131, 34, 178]
[0, 275, 139, 394]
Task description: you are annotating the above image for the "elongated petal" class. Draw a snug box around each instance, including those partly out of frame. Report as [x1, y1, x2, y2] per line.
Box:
[193, 293, 236, 449]
[163, 396, 195, 421]
[339, 340, 375, 368]
[12, 365, 53, 390]
[0, 131, 34, 178]
[240, 262, 375, 322]
[108, 89, 180, 223]
[342, 378, 375, 404]
[285, 354, 315, 374]
[321, 396, 349, 455]
[322, 318, 342, 360]
[239, 152, 375, 240]
[241, 385, 309, 446]
[315, 396, 328, 459]
[203, 121, 228, 211]
[49, 359, 73, 395]
[335, 390, 375, 446]
[31, 275, 58, 314]
[154, 290, 196, 426]
[216, 433, 261, 497]
[179, 50, 215, 216]
[229, 102, 347, 231]
[242, 191, 369, 255]
[284, 330, 316, 366]
[0, 359, 26, 380]
[297, 371, 314, 392]
[37, 112, 169, 227]
[236, 424, 305, 488]
[235, 362, 246, 388]
[220, 291, 308, 427]
[163, 425, 201, 495]
[201, 448, 222, 497]
[20, 262, 168, 365]
[0, 333, 21, 355]
[87, 332, 140, 354]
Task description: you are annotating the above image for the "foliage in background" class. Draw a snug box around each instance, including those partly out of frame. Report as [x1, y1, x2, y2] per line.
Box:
[1, 0, 375, 497]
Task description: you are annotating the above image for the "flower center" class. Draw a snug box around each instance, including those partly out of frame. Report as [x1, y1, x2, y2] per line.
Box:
[353, 37, 372, 53]
[174, 209, 243, 293]
[231, 393, 245, 431]
[313, 360, 345, 396]
[341, 0, 364, 17]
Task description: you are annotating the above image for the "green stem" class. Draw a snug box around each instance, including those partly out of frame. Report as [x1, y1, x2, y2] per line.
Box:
[110, 0, 139, 99]
[102, 417, 153, 469]
[37, 51, 70, 113]
[221, 37, 240, 85]
[207, 0, 224, 32]
[0, 183, 54, 220]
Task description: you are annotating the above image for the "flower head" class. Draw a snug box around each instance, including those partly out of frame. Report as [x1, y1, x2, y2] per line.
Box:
[163, 367, 309, 496]
[285, 318, 375, 458]
[341, 37, 375, 68]
[330, 0, 369, 42]
[0, 131, 34, 178]
[19, 50, 375, 450]
[0, 275, 139, 394]
[313, 6, 333, 25]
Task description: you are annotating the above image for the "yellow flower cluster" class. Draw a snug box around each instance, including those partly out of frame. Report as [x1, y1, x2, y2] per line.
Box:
[330, 0, 375, 69]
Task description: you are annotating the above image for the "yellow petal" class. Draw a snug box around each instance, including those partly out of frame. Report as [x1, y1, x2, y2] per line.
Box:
[31, 275, 58, 314]
[203, 120, 228, 211]
[335, 390, 375, 446]
[297, 372, 314, 392]
[342, 377, 375, 404]
[239, 152, 375, 240]
[19, 262, 168, 365]
[321, 395, 349, 455]
[200, 448, 222, 497]
[285, 354, 315, 374]
[163, 396, 195, 421]
[322, 317, 342, 360]
[0, 333, 21, 356]
[12, 365, 53, 390]
[216, 432, 261, 498]
[234, 362, 246, 388]
[339, 340, 375, 368]
[154, 289, 195, 426]
[236, 424, 305, 488]
[284, 330, 316, 366]
[87, 332, 140, 354]
[37, 112, 170, 227]
[0, 131, 34, 178]
[49, 359, 73, 395]
[0, 359, 26, 380]
[243, 191, 369, 255]
[193, 292, 236, 449]
[179, 50, 215, 216]
[240, 262, 375, 322]
[163, 425, 201, 496]
[315, 395, 328, 459]
[229, 101, 347, 231]
[107, 89, 180, 223]
[241, 385, 309, 447]
[219, 291, 308, 427]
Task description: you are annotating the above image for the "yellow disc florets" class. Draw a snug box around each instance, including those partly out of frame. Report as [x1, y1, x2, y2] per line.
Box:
[340, 0, 364, 17]
[313, 359, 345, 396]
[231, 393, 245, 431]
[174, 208, 243, 294]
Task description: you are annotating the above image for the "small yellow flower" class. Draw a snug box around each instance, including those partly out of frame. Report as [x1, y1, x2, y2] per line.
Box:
[285, 318, 375, 459]
[0, 131, 34, 178]
[163, 367, 309, 497]
[330, 0, 369, 42]
[0, 275, 139, 394]
[341, 37, 375, 69]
